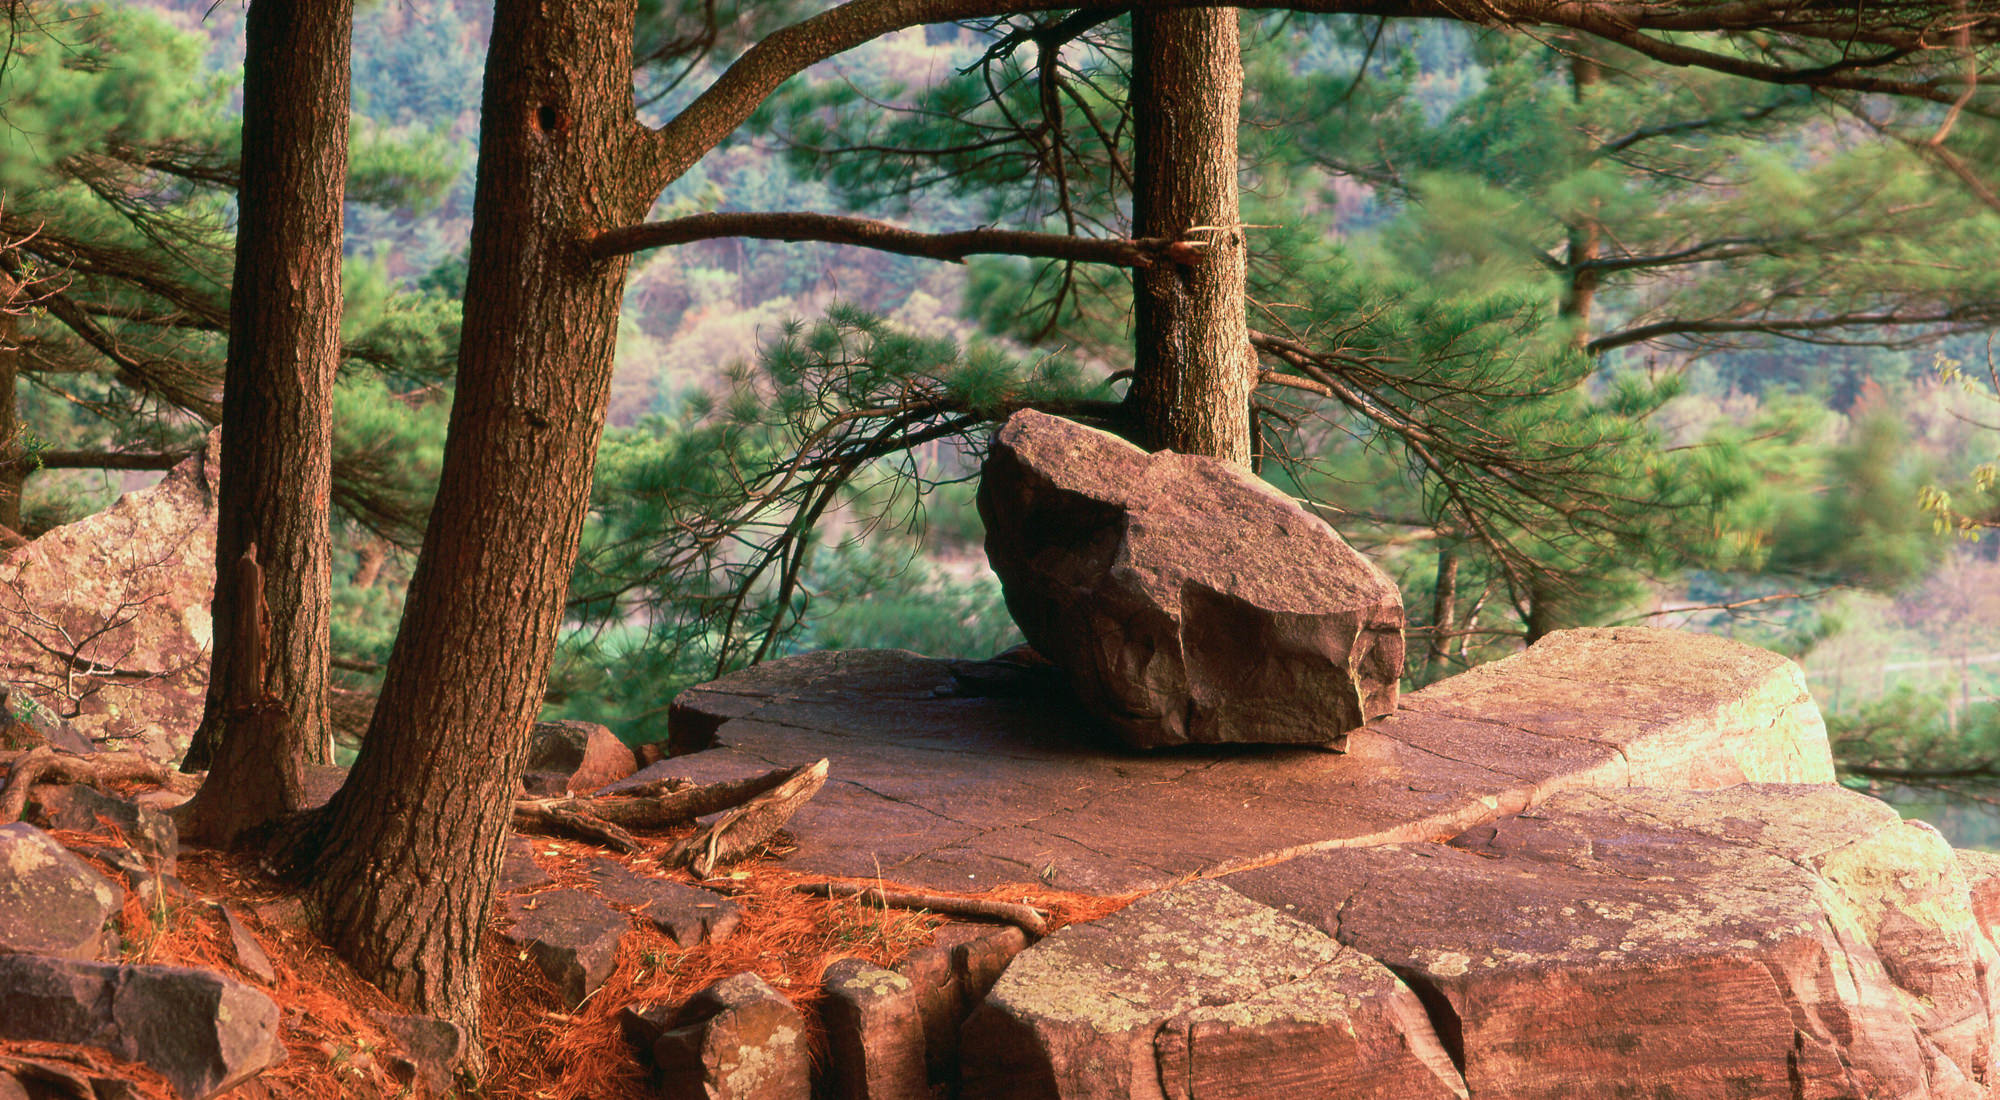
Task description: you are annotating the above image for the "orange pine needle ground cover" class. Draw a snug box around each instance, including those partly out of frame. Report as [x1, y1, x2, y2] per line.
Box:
[17, 823, 1144, 1100]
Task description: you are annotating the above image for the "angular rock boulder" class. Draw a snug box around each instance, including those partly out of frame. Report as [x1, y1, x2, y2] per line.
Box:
[0, 823, 121, 959]
[655, 972, 811, 1100]
[501, 890, 628, 1007]
[523, 719, 638, 795]
[959, 879, 1467, 1099]
[821, 957, 930, 1100]
[0, 954, 283, 1099]
[978, 410, 1403, 750]
[0, 434, 219, 764]
[1225, 784, 1996, 1099]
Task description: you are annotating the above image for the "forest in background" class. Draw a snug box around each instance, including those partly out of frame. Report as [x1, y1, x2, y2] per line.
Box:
[11, 0, 2000, 835]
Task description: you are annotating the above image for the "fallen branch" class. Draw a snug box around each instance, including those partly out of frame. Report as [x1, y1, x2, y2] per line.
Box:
[663, 759, 828, 877]
[510, 761, 812, 852]
[0, 745, 202, 824]
[511, 799, 644, 854]
[796, 881, 1049, 937]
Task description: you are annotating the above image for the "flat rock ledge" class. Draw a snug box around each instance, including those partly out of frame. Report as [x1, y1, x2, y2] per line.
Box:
[965, 784, 1999, 1100]
[636, 627, 1832, 894]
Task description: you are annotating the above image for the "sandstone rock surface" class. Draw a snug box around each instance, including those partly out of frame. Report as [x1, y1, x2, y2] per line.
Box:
[579, 857, 741, 946]
[655, 972, 811, 1100]
[647, 628, 1831, 893]
[977, 410, 1403, 749]
[0, 435, 218, 763]
[959, 879, 1467, 1099]
[0, 823, 120, 959]
[0, 954, 283, 1099]
[501, 890, 627, 1007]
[1222, 784, 1993, 1100]
[523, 718, 638, 795]
[821, 957, 930, 1100]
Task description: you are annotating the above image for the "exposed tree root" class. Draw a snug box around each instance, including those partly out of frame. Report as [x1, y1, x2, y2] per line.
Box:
[0, 744, 201, 825]
[795, 881, 1050, 936]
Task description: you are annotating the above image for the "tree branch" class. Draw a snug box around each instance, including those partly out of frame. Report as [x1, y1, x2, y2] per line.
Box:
[590, 210, 1177, 267]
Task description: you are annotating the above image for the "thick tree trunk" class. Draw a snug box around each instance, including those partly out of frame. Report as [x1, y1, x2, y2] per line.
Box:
[303, 0, 654, 1058]
[182, 0, 346, 773]
[1128, 9, 1252, 466]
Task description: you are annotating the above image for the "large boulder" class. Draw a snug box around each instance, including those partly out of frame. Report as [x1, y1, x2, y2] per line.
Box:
[977, 410, 1403, 750]
[0, 435, 219, 764]
[0, 954, 283, 1099]
[0, 823, 121, 959]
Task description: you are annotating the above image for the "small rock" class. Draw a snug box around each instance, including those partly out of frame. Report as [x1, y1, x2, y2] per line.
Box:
[217, 905, 276, 985]
[527, 719, 638, 793]
[0, 823, 122, 959]
[656, 972, 811, 1100]
[0, 954, 283, 1099]
[821, 957, 929, 1100]
[978, 410, 1404, 750]
[371, 1011, 464, 1095]
[26, 785, 178, 873]
[501, 890, 628, 1007]
[496, 834, 553, 894]
[581, 858, 741, 946]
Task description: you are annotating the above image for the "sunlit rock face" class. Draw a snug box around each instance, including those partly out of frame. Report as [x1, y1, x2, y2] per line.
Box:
[0, 434, 219, 764]
[966, 784, 2000, 1100]
[977, 410, 1404, 751]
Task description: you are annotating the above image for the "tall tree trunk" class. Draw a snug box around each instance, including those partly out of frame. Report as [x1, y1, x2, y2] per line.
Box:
[0, 273, 22, 540]
[181, 0, 346, 775]
[1128, 8, 1252, 466]
[1427, 543, 1458, 679]
[303, 0, 653, 1057]
[1558, 49, 1601, 350]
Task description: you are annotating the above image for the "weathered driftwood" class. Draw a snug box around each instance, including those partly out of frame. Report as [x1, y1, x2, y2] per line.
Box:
[663, 758, 829, 877]
[796, 881, 1050, 936]
[510, 798, 643, 854]
[0, 745, 202, 825]
[509, 761, 815, 851]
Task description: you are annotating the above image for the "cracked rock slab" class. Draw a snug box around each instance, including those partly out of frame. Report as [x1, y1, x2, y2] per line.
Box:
[958, 879, 1466, 1099]
[1225, 784, 1989, 1100]
[978, 410, 1404, 749]
[646, 629, 1835, 894]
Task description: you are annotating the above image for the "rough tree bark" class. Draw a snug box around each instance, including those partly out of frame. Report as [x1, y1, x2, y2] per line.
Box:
[302, 0, 656, 1059]
[1128, 8, 1253, 466]
[182, 0, 347, 774]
